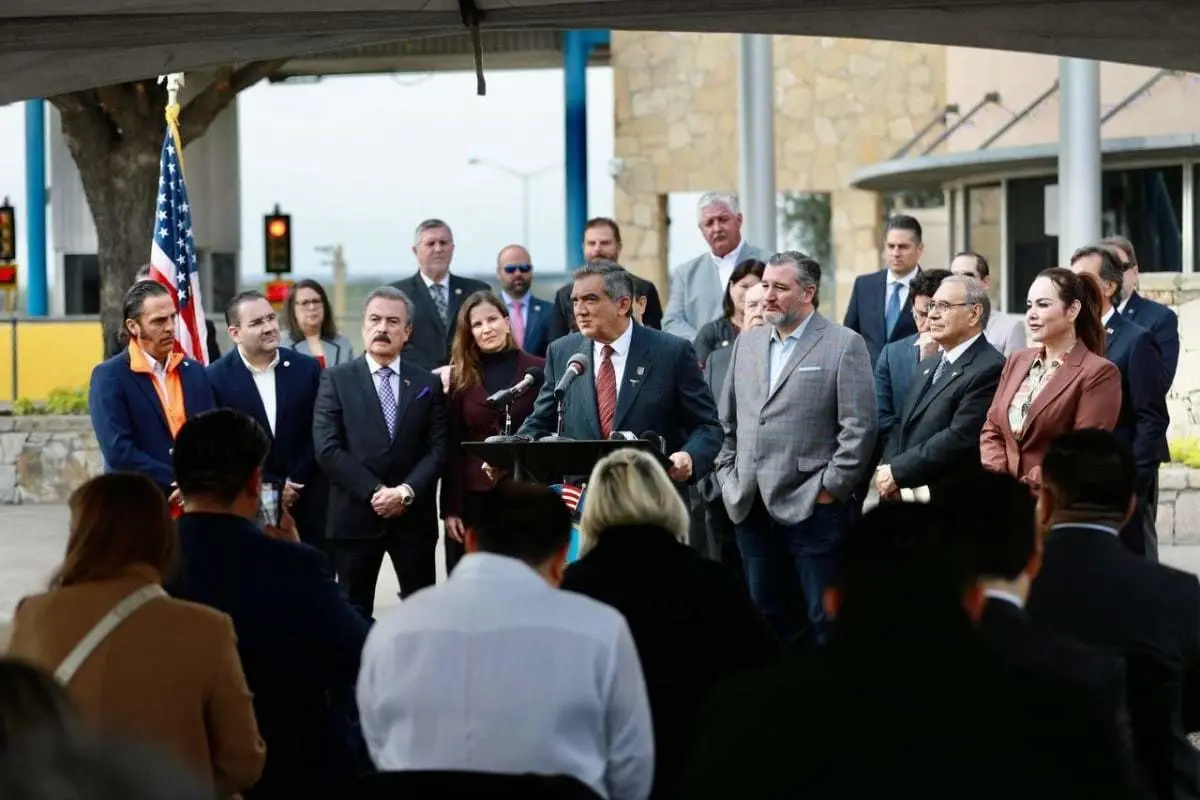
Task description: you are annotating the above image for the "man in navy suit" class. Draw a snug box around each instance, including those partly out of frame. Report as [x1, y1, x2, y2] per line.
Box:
[88, 280, 214, 499]
[517, 261, 722, 486]
[314, 286, 447, 614]
[1072, 245, 1169, 560]
[207, 290, 325, 546]
[389, 218, 489, 373]
[494, 243, 553, 357]
[844, 214, 924, 366]
[1103, 234, 1181, 389]
[167, 408, 372, 799]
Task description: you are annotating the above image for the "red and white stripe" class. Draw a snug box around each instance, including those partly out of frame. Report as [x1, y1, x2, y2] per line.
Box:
[148, 249, 208, 365]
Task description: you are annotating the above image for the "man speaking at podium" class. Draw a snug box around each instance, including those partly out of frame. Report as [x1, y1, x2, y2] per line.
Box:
[516, 261, 722, 485]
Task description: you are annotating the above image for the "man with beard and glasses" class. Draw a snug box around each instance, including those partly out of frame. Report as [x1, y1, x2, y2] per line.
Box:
[314, 286, 447, 614]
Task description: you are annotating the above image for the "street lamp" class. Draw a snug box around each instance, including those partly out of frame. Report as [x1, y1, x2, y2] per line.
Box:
[467, 157, 560, 247]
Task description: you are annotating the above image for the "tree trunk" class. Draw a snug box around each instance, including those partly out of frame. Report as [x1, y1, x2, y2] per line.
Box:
[48, 62, 287, 356]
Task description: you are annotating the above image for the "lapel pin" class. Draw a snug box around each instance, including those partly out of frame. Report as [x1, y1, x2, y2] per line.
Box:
[1106, 328, 1114, 335]
[534, 304, 542, 312]
[719, 340, 729, 348]
[636, 365, 645, 376]
[454, 287, 463, 296]
[404, 378, 411, 386]
[629, 379, 640, 385]
[283, 360, 290, 368]
[923, 368, 931, 375]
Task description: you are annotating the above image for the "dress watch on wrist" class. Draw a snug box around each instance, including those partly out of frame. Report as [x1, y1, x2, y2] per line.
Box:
[399, 484, 415, 506]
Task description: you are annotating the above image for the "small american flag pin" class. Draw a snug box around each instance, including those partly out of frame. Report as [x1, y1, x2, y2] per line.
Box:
[636, 365, 645, 376]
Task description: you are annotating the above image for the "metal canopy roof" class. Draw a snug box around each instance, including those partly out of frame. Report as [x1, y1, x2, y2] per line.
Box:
[4, 0, 1200, 103]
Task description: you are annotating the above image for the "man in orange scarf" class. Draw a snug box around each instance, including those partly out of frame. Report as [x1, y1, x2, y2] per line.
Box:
[89, 281, 215, 504]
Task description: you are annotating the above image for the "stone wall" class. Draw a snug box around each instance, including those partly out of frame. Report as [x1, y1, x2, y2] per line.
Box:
[611, 32, 946, 321]
[1139, 272, 1200, 440]
[1158, 467, 1200, 544]
[0, 416, 100, 504]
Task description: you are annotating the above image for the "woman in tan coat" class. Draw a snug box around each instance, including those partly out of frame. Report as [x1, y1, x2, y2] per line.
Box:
[6, 473, 265, 796]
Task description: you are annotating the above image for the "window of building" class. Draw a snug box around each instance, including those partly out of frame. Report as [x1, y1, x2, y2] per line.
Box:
[964, 184, 1003, 308]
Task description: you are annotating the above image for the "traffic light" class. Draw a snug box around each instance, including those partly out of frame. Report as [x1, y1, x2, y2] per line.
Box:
[263, 205, 291, 275]
[264, 278, 293, 309]
[0, 203, 15, 262]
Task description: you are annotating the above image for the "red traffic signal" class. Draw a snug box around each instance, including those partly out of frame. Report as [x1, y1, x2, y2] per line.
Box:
[0, 264, 16, 287]
[0, 205, 15, 262]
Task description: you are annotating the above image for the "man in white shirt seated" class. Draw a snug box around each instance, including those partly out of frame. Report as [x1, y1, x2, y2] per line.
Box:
[356, 481, 655, 800]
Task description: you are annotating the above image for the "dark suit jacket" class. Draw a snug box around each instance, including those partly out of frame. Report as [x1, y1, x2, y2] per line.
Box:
[1106, 311, 1170, 481]
[546, 277, 664, 342]
[88, 351, 215, 493]
[440, 350, 545, 518]
[313, 357, 446, 540]
[560, 524, 780, 799]
[517, 325, 723, 483]
[697, 345, 734, 503]
[980, 346, 1122, 490]
[208, 347, 326, 543]
[1027, 523, 1200, 799]
[168, 512, 372, 799]
[882, 335, 1005, 492]
[518, 294, 554, 358]
[843, 269, 920, 366]
[1123, 291, 1180, 388]
[874, 332, 921, 441]
[389, 272, 491, 371]
[678, 622, 1142, 800]
[104, 319, 221, 363]
[693, 317, 737, 368]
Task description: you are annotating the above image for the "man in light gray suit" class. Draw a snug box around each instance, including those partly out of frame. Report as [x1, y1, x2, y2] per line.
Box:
[716, 251, 877, 645]
[662, 191, 771, 341]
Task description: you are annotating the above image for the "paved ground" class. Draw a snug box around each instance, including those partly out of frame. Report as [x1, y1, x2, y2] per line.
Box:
[2, 503, 1200, 652]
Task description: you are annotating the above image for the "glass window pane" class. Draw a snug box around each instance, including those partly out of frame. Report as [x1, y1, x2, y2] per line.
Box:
[1103, 166, 1181, 273]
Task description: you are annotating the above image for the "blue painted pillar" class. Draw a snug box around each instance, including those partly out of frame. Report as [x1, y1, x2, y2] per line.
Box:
[24, 99, 47, 317]
[563, 29, 610, 270]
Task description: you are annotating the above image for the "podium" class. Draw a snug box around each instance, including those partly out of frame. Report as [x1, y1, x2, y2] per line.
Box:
[461, 438, 671, 484]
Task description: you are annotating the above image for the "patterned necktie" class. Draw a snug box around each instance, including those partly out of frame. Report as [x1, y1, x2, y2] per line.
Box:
[596, 345, 617, 438]
[885, 281, 903, 336]
[431, 282, 449, 325]
[376, 366, 397, 439]
[931, 356, 949, 385]
[509, 301, 526, 349]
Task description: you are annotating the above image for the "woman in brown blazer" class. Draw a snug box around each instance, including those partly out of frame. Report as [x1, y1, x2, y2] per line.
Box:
[980, 268, 1122, 491]
[440, 290, 545, 571]
[6, 473, 265, 796]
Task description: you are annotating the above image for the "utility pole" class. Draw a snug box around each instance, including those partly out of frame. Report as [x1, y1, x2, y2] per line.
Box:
[315, 244, 347, 321]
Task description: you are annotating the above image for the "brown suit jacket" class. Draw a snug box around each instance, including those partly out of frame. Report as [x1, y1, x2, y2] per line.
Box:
[441, 349, 545, 517]
[980, 345, 1122, 490]
[7, 564, 265, 795]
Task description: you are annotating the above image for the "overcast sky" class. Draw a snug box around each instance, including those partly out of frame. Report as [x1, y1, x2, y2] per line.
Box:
[0, 68, 711, 290]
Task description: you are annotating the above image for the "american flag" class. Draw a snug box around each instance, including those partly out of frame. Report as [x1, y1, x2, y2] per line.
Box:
[554, 483, 586, 514]
[148, 113, 208, 365]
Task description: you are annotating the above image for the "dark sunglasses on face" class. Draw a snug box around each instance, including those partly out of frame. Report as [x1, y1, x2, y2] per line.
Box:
[503, 264, 533, 274]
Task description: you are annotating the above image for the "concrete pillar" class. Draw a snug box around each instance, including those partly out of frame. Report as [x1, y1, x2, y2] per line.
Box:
[562, 30, 610, 270]
[737, 34, 777, 250]
[24, 100, 47, 316]
[1057, 58, 1102, 265]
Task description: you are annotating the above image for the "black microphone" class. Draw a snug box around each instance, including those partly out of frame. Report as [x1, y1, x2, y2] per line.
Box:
[553, 353, 590, 399]
[640, 430, 667, 455]
[485, 366, 545, 409]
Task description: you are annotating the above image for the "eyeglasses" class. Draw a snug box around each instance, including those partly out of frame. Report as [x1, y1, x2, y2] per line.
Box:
[927, 301, 974, 315]
[503, 264, 533, 274]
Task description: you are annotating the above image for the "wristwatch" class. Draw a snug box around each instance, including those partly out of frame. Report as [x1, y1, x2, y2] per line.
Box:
[398, 484, 416, 506]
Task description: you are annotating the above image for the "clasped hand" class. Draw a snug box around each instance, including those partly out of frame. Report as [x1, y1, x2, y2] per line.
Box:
[371, 486, 408, 518]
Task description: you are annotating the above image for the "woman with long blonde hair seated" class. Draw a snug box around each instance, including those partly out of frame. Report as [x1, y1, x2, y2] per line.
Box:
[561, 448, 780, 799]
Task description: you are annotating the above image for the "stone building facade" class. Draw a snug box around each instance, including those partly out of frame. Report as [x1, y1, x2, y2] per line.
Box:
[611, 32, 946, 319]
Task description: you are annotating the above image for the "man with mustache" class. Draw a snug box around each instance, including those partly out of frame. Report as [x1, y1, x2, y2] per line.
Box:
[88, 280, 215, 504]
[314, 286, 447, 615]
[207, 290, 326, 546]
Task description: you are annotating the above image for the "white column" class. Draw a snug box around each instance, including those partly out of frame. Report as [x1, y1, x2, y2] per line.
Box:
[1057, 58, 1102, 266]
[738, 34, 777, 250]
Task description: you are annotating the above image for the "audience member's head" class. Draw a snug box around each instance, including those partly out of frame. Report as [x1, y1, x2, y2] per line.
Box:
[173, 408, 270, 519]
[1069, 244, 1126, 310]
[578, 449, 689, 557]
[743, 283, 766, 329]
[928, 274, 990, 349]
[1026, 267, 1106, 357]
[935, 470, 1040, 600]
[0, 659, 76, 753]
[120, 280, 175, 359]
[909, 267, 951, 335]
[469, 483, 574, 585]
[1099, 234, 1139, 300]
[0, 732, 210, 800]
[51, 473, 177, 588]
[1038, 429, 1137, 531]
[723, 258, 766, 321]
[825, 503, 980, 645]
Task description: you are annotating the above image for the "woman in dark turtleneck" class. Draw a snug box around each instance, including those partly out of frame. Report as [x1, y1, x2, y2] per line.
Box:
[440, 291, 545, 573]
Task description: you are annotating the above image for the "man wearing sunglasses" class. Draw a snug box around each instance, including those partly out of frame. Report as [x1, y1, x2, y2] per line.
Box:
[496, 244, 553, 357]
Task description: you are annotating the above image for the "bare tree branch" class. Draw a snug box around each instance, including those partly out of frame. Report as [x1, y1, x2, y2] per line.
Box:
[94, 83, 146, 137]
[50, 90, 120, 154]
[179, 59, 289, 142]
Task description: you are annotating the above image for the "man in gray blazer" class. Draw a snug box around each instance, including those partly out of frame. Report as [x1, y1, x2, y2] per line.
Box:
[716, 252, 877, 645]
[662, 191, 771, 341]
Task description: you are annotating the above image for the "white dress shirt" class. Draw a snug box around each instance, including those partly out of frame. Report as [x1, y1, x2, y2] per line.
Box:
[1102, 307, 1115, 327]
[983, 587, 1025, 609]
[941, 332, 982, 366]
[239, 348, 280, 435]
[368, 354, 402, 401]
[140, 346, 170, 396]
[593, 321, 636, 400]
[712, 240, 746, 289]
[357, 553, 655, 800]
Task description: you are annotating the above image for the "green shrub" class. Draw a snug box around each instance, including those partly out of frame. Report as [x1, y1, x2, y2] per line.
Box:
[12, 386, 89, 416]
[1169, 436, 1200, 469]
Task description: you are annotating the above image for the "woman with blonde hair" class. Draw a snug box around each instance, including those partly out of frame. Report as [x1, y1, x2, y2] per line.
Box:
[6, 473, 265, 797]
[562, 448, 780, 799]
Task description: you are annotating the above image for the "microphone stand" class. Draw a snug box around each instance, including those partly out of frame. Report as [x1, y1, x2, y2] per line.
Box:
[538, 395, 573, 442]
[484, 399, 517, 442]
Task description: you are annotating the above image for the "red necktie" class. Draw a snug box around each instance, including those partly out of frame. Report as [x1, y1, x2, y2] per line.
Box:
[596, 345, 617, 437]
